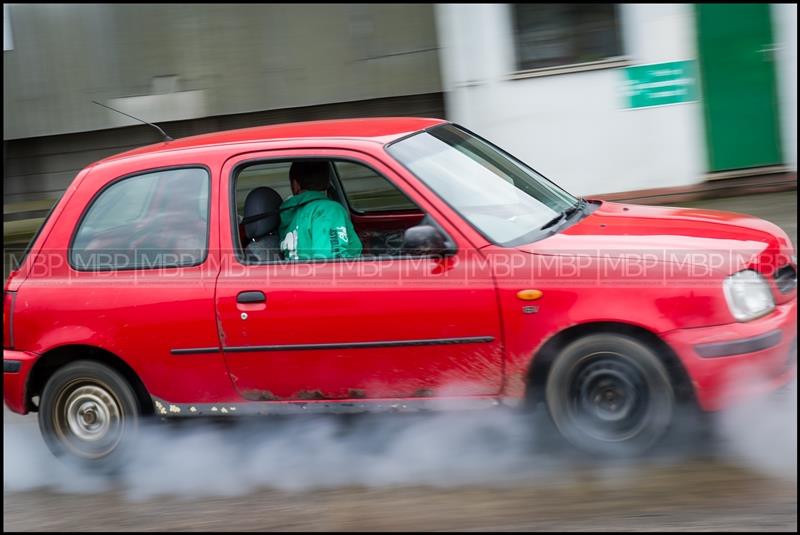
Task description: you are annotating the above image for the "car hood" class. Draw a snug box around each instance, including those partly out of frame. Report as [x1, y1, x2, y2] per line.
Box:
[518, 201, 794, 277]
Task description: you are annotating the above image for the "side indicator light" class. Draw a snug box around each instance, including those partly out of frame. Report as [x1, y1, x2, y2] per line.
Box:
[517, 289, 543, 301]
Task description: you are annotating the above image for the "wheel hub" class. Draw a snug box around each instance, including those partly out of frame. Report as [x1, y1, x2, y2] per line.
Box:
[571, 353, 649, 441]
[582, 369, 637, 422]
[64, 385, 120, 443]
[80, 405, 98, 425]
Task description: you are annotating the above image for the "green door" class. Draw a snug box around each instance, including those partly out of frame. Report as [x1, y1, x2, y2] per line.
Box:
[695, 4, 783, 172]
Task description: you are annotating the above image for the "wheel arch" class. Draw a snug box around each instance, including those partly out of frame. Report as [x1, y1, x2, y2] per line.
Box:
[525, 321, 696, 408]
[25, 344, 153, 415]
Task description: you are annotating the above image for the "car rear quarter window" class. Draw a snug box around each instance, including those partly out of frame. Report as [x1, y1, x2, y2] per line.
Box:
[70, 167, 210, 270]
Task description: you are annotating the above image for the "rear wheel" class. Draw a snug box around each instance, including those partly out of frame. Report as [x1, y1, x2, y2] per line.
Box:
[545, 334, 675, 457]
[38, 360, 140, 470]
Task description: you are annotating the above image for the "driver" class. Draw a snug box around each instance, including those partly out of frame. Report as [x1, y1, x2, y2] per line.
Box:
[279, 160, 362, 261]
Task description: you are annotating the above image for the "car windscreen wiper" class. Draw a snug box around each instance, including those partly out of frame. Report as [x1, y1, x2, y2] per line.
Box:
[563, 198, 587, 219]
[539, 198, 586, 231]
[539, 211, 566, 231]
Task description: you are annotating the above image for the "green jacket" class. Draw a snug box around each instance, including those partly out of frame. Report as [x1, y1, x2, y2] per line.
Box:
[279, 190, 362, 261]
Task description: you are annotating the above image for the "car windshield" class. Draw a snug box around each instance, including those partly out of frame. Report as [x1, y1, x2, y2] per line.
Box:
[386, 124, 578, 246]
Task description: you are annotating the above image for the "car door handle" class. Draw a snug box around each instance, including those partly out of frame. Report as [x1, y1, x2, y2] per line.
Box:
[237, 291, 266, 304]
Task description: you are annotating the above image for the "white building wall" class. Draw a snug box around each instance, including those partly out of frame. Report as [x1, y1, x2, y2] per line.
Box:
[772, 3, 797, 171]
[436, 4, 750, 197]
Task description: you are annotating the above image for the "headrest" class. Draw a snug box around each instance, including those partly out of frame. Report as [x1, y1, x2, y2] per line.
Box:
[243, 187, 283, 240]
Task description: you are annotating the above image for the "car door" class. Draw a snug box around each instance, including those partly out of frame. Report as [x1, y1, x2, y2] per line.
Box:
[215, 147, 504, 402]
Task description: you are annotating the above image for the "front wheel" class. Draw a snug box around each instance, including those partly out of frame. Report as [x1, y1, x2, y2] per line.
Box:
[545, 334, 675, 457]
[38, 360, 140, 470]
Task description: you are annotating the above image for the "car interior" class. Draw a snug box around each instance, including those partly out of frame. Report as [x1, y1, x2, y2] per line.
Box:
[234, 159, 430, 261]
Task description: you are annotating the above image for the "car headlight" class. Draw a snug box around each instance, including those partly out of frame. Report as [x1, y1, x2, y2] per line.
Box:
[723, 270, 775, 322]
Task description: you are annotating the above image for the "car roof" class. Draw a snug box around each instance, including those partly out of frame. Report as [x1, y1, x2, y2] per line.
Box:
[98, 117, 447, 164]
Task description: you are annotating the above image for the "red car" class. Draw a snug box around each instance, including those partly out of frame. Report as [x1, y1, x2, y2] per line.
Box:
[3, 118, 797, 464]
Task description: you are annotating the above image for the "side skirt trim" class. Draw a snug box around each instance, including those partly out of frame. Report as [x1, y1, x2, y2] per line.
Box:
[150, 396, 508, 417]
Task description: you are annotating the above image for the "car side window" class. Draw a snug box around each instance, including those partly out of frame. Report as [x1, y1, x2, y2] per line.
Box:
[234, 162, 292, 216]
[71, 167, 210, 270]
[232, 157, 454, 263]
[334, 161, 418, 213]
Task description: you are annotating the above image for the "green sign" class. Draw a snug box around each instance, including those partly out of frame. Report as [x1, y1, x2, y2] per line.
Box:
[623, 60, 698, 109]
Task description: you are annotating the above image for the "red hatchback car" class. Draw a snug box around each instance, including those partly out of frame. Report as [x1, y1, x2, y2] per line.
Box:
[3, 118, 797, 464]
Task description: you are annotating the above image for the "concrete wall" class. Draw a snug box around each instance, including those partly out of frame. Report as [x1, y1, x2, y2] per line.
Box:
[4, 93, 445, 207]
[2, 2, 445, 228]
[3, 4, 442, 140]
[435, 4, 796, 197]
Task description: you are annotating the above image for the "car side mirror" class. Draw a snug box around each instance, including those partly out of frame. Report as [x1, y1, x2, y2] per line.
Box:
[402, 225, 451, 257]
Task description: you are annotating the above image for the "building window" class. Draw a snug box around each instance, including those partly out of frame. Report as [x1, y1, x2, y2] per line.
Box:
[511, 4, 624, 72]
[4, 5, 14, 51]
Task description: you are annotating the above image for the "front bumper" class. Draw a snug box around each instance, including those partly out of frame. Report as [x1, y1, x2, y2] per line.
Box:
[3, 349, 38, 415]
[663, 299, 797, 411]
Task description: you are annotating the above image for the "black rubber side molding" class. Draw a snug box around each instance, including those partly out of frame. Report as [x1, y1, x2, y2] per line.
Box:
[170, 347, 221, 356]
[172, 337, 494, 355]
[695, 330, 782, 358]
[223, 336, 495, 353]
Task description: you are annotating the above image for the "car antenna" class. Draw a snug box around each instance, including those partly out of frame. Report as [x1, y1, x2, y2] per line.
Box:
[91, 100, 174, 141]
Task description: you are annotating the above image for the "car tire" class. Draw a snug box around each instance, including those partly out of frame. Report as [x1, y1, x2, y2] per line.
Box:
[38, 360, 140, 471]
[545, 333, 675, 457]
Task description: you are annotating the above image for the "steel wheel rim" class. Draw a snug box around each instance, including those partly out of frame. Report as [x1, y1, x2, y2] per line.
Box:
[53, 380, 125, 459]
[568, 352, 650, 443]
